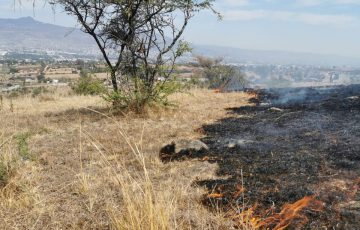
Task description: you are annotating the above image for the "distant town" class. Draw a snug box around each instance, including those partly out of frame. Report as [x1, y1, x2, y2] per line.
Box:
[240, 63, 360, 88]
[0, 16, 359, 93]
[1, 50, 360, 93]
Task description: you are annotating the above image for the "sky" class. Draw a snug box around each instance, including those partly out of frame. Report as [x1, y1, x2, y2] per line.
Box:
[0, 0, 360, 58]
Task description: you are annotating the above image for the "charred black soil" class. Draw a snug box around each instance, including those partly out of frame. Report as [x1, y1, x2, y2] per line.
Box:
[195, 85, 360, 229]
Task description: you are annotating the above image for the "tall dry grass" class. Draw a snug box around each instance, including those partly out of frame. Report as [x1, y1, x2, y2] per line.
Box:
[0, 87, 255, 229]
[0, 129, 41, 229]
[74, 111, 230, 229]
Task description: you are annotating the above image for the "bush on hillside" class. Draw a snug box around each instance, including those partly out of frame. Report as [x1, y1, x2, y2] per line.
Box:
[103, 77, 183, 112]
[0, 161, 8, 187]
[32, 87, 49, 98]
[72, 74, 107, 96]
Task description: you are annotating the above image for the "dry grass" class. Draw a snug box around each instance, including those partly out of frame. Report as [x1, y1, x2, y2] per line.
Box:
[44, 72, 108, 81]
[45, 73, 80, 80]
[0, 87, 253, 229]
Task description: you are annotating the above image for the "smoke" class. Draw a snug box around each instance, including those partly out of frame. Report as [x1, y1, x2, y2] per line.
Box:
[261, 84, 360, 106]
[271, 88, 309, 104]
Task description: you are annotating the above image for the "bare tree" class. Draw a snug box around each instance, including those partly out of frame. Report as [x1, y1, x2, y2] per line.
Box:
[44, 0, 218, 109]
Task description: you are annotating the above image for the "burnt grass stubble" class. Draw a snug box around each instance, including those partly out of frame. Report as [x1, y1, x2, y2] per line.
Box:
[169, 85, 360, 229]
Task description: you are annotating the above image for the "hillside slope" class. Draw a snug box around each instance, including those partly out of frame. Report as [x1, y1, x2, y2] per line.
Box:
[0, 17, 97, 54]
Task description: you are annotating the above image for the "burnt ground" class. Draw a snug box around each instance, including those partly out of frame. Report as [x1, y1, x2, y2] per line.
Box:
[192, 85, 360, 229]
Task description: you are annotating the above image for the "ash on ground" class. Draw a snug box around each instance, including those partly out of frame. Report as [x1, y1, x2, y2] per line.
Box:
[196, 84, 360, 229]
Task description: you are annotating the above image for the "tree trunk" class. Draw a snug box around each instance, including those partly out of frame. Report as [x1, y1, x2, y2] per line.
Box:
[110, 71, 118, 92]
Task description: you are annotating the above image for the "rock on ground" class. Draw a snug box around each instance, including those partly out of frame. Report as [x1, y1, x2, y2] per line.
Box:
[159, 139, 209, 163]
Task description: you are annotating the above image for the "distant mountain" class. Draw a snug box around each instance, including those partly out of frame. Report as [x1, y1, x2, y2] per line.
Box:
[0, 17, 359, 67]
[0, 17, 97, 54]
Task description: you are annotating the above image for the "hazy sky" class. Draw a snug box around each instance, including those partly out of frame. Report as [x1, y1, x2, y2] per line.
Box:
[0, 0, 360, 58]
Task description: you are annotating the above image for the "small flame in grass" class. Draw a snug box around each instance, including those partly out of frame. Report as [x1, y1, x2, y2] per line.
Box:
[246, 91, 259, 98]
[207, 193, 224, 199]
[348, 178, 360, 199]
[231, 207, 262, 230]
[257, 196, 324, 230]
[233, 184, 246, 199]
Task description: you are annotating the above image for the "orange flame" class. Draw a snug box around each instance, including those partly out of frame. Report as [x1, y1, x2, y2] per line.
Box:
[348, 178, 360, 199]
[233, 184, 246, 199]
[207, 193, 224, 199]
[245, 90, 260, 100]
[231, 207, 262, 230]
[257, 196, 324, 230]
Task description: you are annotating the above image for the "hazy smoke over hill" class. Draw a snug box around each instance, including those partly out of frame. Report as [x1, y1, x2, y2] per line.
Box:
[192, 45, 360, 67]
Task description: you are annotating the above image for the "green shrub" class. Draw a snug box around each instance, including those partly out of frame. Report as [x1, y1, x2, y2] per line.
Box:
[103, 78, 183, 112]
[0, 161, 8, 186]
[8, 91, 20, 98]
[9, 67, 19, 74]
[152, 79, 183, 106]
[32, 87, 49, 98]
[16, 133, 34, 161]
[72, 74, 107, 96]
[37, 74, 46, 83]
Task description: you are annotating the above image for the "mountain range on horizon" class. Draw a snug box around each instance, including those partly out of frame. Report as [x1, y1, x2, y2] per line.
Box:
[0, 17, 360, 67]
[0, 17, 98, 54]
